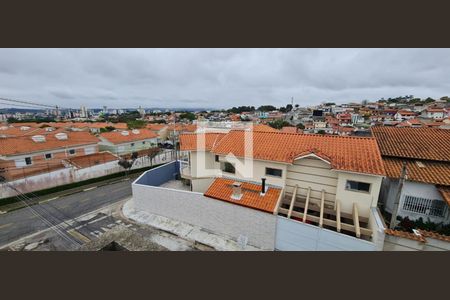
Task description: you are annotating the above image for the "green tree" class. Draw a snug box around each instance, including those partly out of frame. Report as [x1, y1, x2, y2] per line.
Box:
[296, 123, 305, 130]
[257, 105, 277, 112]
[179, 112, 196, 121]
[127, 120, 146, 129]
[268, 119, 291, 130]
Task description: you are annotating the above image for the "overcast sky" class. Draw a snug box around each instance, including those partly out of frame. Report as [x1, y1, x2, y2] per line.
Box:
[0, 48, 449, 110]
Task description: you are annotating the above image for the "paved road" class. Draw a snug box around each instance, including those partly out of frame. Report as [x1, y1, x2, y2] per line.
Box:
[0, 179, 133, 248]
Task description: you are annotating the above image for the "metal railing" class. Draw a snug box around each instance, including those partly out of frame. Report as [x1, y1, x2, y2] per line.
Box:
[402, 195, 447, 217]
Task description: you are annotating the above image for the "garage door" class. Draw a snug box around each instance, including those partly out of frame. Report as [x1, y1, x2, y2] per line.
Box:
[285, 157, 338, 204]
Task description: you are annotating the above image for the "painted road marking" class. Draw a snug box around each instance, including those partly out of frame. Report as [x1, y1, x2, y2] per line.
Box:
[83, 187, 97, 192]
[0, 223, 12, 230]
[38, 197, 60, 204]
[67, 229, 91, 243]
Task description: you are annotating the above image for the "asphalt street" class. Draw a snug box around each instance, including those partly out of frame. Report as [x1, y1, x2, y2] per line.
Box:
[0, 179, 133, 248]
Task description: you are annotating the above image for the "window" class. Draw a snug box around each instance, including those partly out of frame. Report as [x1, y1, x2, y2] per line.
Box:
[25, 157, 32, 165]
[266, 167, 282, 177]
[68, 149, 76, 155]
[45, 153, 52, 160]
[215, 155, 219, 162]
[402, 195, 447, 217]
[131, 143, 135, 147]
[142, 141, 146, 145]
[221, 162, 235, 174]
[345, 180, 371, 193]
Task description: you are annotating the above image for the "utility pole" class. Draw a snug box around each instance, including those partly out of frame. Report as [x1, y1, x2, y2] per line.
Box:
[389, 161, 407, 229]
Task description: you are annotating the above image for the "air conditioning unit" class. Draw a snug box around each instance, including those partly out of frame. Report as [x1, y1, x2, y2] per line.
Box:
[45, 127, 55, 132]
[55, 132, 68, 140]
[20, 126, 31, 131]
[31, 135, 46, 143]
[121, 131, 130, 136]
[131, 129, 140, 135]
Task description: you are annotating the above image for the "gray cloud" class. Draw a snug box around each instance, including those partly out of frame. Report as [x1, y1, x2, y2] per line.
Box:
[0, 48, 449, 110]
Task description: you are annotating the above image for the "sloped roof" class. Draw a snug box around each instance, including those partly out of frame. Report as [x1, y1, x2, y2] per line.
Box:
[181, 131, 385, 176]
[179, 133, 226, 151]
[204, 177, 281, 213]
[0, 131, 99, 156]
[99, 129, 158, 144]
[64, 151, 119, 168]
[371, 127, 450, 162]
[383, 157, 450, 186]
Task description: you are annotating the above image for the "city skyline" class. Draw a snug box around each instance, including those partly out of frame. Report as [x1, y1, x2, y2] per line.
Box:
[0, 48, 450, 109]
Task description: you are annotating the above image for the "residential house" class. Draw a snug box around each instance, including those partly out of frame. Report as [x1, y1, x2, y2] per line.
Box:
[146, 123, 169, 141]
[178, 131, 386, 243]
[394, 110, 417, 121]
[0, 131, 100, 180]
[421, 107, 447, 119]
[98, 129, 158, 156]
[372, 127, 450, 226]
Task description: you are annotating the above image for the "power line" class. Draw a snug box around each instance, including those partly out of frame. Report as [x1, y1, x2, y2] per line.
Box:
[0, 96, 57, 109]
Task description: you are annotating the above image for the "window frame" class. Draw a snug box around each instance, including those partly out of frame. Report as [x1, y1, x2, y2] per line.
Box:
[215, 155, 219, 162]
[25, 157, 32, 165]
[68, 149, 76, 156]
[345, 180, 371, 193]
[265, 167, 283, 178]
[44, 153, 53, 160]
[221, 162, 235, 174]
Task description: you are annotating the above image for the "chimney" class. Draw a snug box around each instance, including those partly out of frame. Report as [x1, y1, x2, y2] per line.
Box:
[261, 177, 266, 195]
[231, 182, 242, 200]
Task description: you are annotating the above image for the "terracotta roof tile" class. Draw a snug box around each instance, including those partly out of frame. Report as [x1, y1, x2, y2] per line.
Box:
[204, 178, 281, 213]
[211, 131, 385, 175]
[0, 131, 99, 156]
[383, 157, 450, 186]
[372, 127, 450, 162]
[64, 151, 119, 169]
[252, 124, 279, 132]
[384, 229, 426, 242]
[99, 129, 158, 144]
[437, 186, 450, 207]
[280, 126, 298, 133]
[417, 229, 450, 242]
[179, 133, 226, 151]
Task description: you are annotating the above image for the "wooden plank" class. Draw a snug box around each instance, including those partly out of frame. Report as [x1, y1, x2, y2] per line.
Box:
[353, 203, 361, 238]
[303, 187, 311, 223]
[336, 200, 341, 233]
[319, 189, 325, 228]
[280, 197, 369, 223]
[273, 188, 284, 215]
[278, 207, 372, 237]
[287, 185, 298, 219]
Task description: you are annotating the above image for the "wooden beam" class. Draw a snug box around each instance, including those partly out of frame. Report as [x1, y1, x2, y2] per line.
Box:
[303, 187, 311, 223]
[278, 207, 372, 236]
[273, 188, 284, 215]
[336, 200, 341, 233]
[319, 189, 325, 228]
[353, 203, 361, 238]
[279, 198, 369, 223]
[287, 185, 298, 219]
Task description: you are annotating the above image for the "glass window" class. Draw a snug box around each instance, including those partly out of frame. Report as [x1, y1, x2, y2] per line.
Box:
[131, 143, 135, 147]
[266, 167, 282, 177]
[25, 157, 32, 165]
[345, 180, 371, 193]
[221, 162, 235, 174]
[215, 155, 219, 162]
[45, 153, 52, 159]
[68, 149, 76, 155]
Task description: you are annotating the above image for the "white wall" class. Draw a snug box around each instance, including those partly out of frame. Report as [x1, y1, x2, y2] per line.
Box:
[0, 151, 175, 199]
[132, 182, 277, 250]
[383, 180, 449, 224]
[275, 217, 376, 251]
[335, 171, 383, 218]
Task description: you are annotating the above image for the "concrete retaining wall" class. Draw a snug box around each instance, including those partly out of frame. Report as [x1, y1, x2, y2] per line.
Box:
[132, 169, 277, 250]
